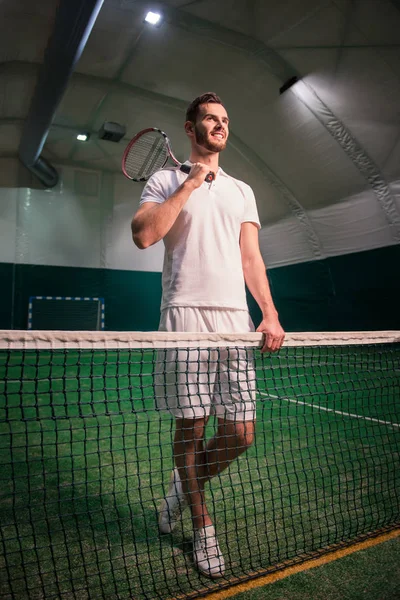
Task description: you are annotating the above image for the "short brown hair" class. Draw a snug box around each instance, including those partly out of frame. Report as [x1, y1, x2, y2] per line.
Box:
[186, 92, 224, 123]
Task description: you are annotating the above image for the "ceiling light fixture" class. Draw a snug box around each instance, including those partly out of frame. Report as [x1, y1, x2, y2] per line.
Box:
[144, 11, 162, 26]
[98, 121, 126, 143]
[77, 133, 89, 142]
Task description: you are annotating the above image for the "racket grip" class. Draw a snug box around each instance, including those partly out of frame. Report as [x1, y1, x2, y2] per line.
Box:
[179, 164, 215, 183]
[205, 172, 215, 183]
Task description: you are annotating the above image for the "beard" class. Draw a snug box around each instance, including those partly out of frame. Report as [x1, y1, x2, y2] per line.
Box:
[194, 125, 227, 153]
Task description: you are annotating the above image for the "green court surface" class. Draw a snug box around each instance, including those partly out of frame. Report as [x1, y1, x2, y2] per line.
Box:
[0, 344, 399, 599]
[230, 534, 400, 600]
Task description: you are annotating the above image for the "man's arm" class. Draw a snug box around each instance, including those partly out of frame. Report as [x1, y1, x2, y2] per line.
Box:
[131, 164, 210, 249]
[240, 222, 285, 352]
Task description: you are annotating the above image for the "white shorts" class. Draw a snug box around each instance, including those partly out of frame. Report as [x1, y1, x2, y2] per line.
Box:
[154, 307, 257, 422]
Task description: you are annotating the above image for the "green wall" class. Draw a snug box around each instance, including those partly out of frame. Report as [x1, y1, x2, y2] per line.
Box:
[1, 245, 399, 331]
[0, 262, 14, 330]
[1, 264, 162, 331]
[249, 244, 400, 331]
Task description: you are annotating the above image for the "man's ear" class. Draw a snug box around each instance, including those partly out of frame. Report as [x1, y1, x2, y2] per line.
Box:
[184, 121, 194, 134]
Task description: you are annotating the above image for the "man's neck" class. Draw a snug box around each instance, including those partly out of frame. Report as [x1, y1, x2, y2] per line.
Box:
[189, 149, 219, 173]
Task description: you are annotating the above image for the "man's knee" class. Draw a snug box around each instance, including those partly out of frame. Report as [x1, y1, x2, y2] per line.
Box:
[237, 423, 255, 449]
[219, 420, 255, 450]
[175, 417, 207, 443]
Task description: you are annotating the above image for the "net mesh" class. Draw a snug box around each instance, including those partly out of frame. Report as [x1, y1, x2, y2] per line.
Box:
[29, 297, 103, 331]
[0, 330, 399, 599]
[125, 132, 168, 180]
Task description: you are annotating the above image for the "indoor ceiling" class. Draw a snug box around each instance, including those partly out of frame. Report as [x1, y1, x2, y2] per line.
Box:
[1, 0, 400, 264]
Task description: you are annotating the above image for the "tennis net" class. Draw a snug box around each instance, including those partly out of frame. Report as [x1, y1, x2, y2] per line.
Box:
[0, 330, 399, 599]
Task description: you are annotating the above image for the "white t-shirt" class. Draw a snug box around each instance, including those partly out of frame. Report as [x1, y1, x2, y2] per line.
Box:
[140, 163, 261, 311]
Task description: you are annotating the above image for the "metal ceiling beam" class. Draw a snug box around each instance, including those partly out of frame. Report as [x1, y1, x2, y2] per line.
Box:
[0, 152, 119, 175]
[17, 0, 104, 187]
[1, 117, 130, 140]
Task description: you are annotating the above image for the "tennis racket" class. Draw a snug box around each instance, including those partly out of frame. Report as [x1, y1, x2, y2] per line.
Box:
[121, 127, 214, 183]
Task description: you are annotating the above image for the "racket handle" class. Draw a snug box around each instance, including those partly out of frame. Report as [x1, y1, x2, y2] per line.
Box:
[179, 164, 215, 183]
[205, 172, 215, 183]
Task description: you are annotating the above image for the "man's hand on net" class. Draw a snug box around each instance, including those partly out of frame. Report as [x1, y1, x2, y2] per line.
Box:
[256, 317, 285, 353]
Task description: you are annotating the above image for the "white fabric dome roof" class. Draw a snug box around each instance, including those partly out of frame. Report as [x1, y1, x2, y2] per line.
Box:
[0, 0, 399, 268]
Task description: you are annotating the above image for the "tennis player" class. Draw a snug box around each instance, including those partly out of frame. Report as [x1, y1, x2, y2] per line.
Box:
[131, 92, 284, 578]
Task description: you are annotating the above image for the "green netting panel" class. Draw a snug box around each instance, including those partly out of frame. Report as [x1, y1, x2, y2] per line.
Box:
[0, 330, 399, 599]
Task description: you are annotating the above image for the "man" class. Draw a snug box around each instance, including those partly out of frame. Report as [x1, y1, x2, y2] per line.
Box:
[131, 92, 284, 578]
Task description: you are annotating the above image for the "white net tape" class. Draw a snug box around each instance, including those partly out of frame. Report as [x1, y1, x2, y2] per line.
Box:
[0, 329, 399, 350]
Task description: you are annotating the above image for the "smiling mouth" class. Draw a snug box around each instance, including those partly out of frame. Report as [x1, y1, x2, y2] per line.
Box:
[211, 132, 225, 139]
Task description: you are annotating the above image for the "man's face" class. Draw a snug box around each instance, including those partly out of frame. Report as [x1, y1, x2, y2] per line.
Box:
[192, 103, 229, 153]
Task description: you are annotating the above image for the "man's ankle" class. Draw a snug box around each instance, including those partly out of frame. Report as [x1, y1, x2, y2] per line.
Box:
[193, 518, 213, 531]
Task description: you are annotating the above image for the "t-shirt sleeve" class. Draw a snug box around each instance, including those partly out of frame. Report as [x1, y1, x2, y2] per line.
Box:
[242, 183, 261, 228]
[139, 172, 168, 206]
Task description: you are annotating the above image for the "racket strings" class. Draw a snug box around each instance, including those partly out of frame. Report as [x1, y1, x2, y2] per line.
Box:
[125, 133, 168, 180]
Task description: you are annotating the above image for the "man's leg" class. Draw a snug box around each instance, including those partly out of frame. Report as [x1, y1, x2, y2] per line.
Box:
[173, 416, 254, 578]
[174, 417, 255, 530]
[202, 417, 255, 482]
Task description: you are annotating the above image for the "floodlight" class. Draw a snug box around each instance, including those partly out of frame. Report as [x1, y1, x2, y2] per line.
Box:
[145, 11, 161, 25]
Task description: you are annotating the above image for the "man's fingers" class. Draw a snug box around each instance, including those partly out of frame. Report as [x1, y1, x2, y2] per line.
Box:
[186, 162, 215, 187]
[262, 334, 272, 352]
[261, 333, 285, 353]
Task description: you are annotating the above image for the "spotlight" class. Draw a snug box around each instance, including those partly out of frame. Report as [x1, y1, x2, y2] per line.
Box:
[279, 76, 299, 95]
[77, 133, 89, 142]
[144, 11, 162, 26]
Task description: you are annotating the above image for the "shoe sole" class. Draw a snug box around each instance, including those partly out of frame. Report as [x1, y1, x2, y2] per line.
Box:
[194, 559, 225, 579]
[196, 566, 225, 578]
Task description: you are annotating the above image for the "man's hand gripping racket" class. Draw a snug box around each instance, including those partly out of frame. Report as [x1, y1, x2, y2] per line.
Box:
[122, 127, 215, 183]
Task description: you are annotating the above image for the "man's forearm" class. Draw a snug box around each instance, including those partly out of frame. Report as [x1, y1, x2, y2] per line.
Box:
[132, 180, 196, 249]
[243, 257, 278, 318]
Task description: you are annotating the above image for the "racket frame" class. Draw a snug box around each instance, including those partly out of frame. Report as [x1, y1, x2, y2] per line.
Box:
[122, 127, 214, 183]
[122, 127, 186, 182]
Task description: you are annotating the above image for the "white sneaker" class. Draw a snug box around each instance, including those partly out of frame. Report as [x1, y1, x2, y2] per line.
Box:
[193, 525, 225, 578]
[158, 468, 188, 534]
